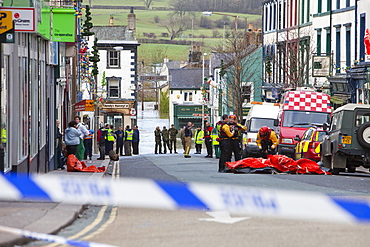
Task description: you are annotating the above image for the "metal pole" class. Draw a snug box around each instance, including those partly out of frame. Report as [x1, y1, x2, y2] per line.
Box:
[202, 53, 205, 130]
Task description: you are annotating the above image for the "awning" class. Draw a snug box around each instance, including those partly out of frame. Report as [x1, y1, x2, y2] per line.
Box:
[75, 100, 94, 112]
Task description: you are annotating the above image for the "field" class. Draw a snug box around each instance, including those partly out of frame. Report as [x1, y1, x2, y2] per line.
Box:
[89, 0, 261, 63]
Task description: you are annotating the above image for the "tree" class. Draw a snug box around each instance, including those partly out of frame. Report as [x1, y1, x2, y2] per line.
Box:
[81, 5, 94, 37]
[214, 28, 262, 122]
[140, 0, 156, 10]
[160, 14, 191, 40]
[89, 38, 100, 77]
[268, 28, 316, 89]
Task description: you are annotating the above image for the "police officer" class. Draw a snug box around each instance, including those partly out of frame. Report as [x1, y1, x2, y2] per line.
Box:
[228, 115, 247, 161]
[211, 127, 220, 159]
[256, 126, 278, 157]
[169, 124, 178, 154]
[194, 126, 204, 154]
[124, 125, 133, 156]
[105, 125, 115, 155]
[154, 126, 162, 154]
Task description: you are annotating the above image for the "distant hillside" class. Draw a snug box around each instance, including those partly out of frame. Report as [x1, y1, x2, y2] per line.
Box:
[90, 0, 263, 15]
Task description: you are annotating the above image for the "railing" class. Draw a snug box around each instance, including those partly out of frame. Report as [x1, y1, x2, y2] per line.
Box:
[46, 0, 74, 6]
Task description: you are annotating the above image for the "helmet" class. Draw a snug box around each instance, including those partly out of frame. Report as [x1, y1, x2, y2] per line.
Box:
[229, 115, 237, 120]
[259, 126, 270, 135]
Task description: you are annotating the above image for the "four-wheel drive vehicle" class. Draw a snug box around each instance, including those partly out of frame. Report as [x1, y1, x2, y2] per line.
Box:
[241, 102, 280, 158]
[275, 90, 332, 157]
[321, 104, 370, 174]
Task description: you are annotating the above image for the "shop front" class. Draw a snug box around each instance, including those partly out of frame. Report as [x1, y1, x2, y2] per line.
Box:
[173, 104, 210, 129]
[100, 100, 135, 129]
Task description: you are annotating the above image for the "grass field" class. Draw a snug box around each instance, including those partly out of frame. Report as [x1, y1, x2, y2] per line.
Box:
[89, 0, 261, 63]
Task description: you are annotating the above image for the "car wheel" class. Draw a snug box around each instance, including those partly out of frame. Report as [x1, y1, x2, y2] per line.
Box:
[357, 122, 370, 149]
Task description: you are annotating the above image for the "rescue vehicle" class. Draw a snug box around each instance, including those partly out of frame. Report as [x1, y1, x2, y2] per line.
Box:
[241, 101, 280, 158]
[275, 90, 332, 157]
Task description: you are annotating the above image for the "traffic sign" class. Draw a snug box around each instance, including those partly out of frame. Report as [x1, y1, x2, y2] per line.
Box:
[0, 11, 13, 34]
[130, 108, 136, 116]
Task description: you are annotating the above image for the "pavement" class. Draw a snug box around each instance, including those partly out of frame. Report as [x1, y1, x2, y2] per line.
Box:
[0, 155, 111, 247]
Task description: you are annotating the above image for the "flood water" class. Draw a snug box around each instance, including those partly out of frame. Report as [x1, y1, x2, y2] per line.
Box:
[137, 102, 170, 154]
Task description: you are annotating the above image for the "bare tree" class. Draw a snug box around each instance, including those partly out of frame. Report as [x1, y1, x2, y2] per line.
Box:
[160, 14, 191, 40]
[140, 0, 156, 10]
[269, 28, 316, 89]
[214, 29, 262, 122]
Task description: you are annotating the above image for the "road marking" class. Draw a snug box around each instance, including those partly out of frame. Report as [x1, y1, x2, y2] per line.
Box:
[199, 211, 251, 224]
[44, 161, 119, 247]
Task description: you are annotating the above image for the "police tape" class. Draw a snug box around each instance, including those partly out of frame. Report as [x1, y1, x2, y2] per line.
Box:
[0, 225, 118, 247]
[0, 173, 370, 224]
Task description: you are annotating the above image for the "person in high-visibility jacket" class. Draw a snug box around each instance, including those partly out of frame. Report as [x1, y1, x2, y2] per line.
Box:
[105, 125, 116, 155]
[83, 127, 94, 160]
[211, 127, 220, 159]
[194, 126, 204, 154]
[256, 126, 278, 156]
[124, 125, 133, 156]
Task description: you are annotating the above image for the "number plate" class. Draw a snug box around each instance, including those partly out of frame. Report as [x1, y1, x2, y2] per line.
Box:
[342, 136, 352, 144]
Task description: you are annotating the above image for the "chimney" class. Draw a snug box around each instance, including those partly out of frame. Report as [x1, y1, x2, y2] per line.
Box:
[164, 56, 169, 64]
[248, 23, 254, 31]
[109, 16, 114, 26]
[127, 7, 136, 31]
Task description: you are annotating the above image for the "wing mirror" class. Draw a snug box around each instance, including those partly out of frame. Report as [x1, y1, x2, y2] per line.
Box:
[294, 135, 301, 142]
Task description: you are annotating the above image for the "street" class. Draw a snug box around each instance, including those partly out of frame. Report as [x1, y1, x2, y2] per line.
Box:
[24, 103, 370, 247]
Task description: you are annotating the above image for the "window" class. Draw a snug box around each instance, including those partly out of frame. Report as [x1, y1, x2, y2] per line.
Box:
[184, 92, 193, 102]
[107, 50, 120, 68]
[346, 29, 351, 68]
[327, 0, 331, 11]
[336, 0, 340, 9]
[326, 29, 331, 54]
[317, 32, 322, 55]
[318, 0, 322, 13]
[355, 111, 370, 127]
[107, 79, 120, 98]
[330, 111, 343, 131]
[335, 28, 341, 73]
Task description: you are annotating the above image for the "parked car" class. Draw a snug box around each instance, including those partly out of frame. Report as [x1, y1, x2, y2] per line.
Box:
[321, 104, 370, 174]
[294, 126, 326, 161]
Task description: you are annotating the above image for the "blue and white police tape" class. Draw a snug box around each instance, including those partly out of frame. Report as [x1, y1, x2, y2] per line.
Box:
[0, 173, 370, 223]
[0, 225, 117, 247]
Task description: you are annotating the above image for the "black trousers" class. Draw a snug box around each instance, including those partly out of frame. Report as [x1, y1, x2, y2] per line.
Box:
[116, 141, 124, 155]
[195, 143, 202, 153]
[170, 138, 177, 152]
[205, 137, 213, 156]
[155, 141, 162, 154]
[230, 139, 242, 161]
[218, 139, 231, 172]
[66, 145, 78, 156]
[98, 140, 105, 159]
[132, 141, 139, 154]
[163, 140, 170, 153]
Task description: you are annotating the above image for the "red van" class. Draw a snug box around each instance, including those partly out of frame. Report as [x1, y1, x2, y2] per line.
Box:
[275, 90, 332, 157]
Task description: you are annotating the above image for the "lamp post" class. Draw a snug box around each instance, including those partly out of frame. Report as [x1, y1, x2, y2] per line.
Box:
[202, 53, 206, 130]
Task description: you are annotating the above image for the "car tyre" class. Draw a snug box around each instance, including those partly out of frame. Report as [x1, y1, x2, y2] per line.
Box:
[347, 166, 356, 173]
[331, 168, 340, 175]
[357, 122, 370, 149]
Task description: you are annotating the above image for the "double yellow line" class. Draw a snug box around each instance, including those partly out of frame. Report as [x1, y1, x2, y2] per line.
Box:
[45, 161, 119, 247]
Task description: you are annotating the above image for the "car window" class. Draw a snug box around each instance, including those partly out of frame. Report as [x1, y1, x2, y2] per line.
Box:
[316, 131, 326, 142]
[330, 111, 343, 131]
[355, 111, 370, 127]
[249, 118, 276, 132]
[303, 129, 314, 141]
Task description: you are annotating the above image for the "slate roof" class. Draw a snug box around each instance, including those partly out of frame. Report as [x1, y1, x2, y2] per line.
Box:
[92, 26, 127, 40]
[169, 68, 210, 89]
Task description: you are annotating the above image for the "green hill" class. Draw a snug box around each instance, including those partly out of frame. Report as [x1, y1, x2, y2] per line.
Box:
[89, 0, 262, 64]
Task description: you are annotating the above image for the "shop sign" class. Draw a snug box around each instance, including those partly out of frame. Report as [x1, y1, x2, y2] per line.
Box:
[0, 8, 35, 32]
[75, 100, 94, 112]
[0, 11, 13, 34]
[104, 104, 130, 109]
[176, 105, 210, 116]
[51, 8, 75, 42]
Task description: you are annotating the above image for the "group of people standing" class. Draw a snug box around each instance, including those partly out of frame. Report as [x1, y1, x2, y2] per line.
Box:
[97, 124, 140, 159]
[157, 115, 246, 173]
[154, 124, 178, 154]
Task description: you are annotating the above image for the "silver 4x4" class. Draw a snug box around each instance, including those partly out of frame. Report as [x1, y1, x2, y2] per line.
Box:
[321, 104, 370, 175]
